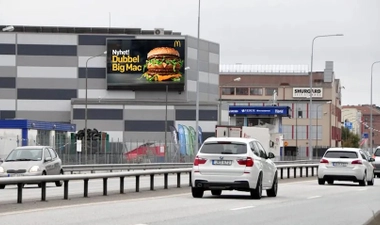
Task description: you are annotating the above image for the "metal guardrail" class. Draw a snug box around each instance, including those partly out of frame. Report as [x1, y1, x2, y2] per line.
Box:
[62, 160, 319, 173]
[0, 164, 319, 204]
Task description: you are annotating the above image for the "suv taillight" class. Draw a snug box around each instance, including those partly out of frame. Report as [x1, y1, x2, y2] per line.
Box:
[320, 159, 329, 164]
[237, 157, 254, 167]
[194, 156, 207, 166]
[351, 159, 362, 165]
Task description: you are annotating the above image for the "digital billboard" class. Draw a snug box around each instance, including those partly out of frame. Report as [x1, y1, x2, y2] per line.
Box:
[106, 38, 186, 91]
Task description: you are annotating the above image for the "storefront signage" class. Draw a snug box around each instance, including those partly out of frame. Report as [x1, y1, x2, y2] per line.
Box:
[292, 88, 323, 98]
[229, 106, 290, 117]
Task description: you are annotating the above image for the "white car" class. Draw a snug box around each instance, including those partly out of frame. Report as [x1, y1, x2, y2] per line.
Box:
[317, 147, 375, 186]
[372, 147, 380, 178]
[191, 137, 278, 199]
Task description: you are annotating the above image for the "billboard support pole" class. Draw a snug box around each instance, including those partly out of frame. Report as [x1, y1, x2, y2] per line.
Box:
[165, 84, 168, 162]
[195, 0, 201, 154]
[370, 61, 380, 154]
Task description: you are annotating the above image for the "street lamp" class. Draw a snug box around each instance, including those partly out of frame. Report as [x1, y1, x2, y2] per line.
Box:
[195, 0, 201, 153]
[316, 101, 331, 156]
[370, 61, 380, 154]
[218, 77, 241, 124]
[84, 51, 107, 163]
[308, 34, 343, 160]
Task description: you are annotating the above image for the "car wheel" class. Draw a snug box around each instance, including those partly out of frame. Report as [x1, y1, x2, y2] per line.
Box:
[0, 185, 5, 189]
[55, 170, 63, 187]
[359, 172, 367, 186]
[266, 173, 278, 197]
[368, 172, 375, 186]
[318, 178, 325, 185]
[211, 190, 222, 196]
[250, 172, 262, 199]
[38, 171, 47, 188]
[327, 180, 334, 185]
[191, 187, 204, 198]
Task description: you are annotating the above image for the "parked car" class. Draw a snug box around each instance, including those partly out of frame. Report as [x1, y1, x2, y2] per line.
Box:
[191, 137, 278, 199]
[318, 147, 375, 186]
[372, 147, 380, 177]
[0, 146, 64, 189]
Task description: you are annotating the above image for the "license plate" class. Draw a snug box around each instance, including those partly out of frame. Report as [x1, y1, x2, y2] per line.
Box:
[333, 162, 347, 167]
[9, 174, 23, 177]
[213, 160, 232, 165]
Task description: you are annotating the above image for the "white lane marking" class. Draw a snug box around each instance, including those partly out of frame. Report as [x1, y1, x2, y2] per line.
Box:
[357, 188, 367, 191]
[0, 193, 190, 217]
[134, 224, 149, 225]
[307, 195, 321, 199]
[230, 206, 255, 211]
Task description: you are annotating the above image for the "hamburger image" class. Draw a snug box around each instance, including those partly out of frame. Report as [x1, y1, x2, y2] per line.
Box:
[141, 47, 184, 82]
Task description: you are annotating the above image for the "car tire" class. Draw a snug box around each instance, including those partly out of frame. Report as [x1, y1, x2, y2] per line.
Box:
[191, 187, 204, 198]
[211, 190, 222, 196]
[250, 172, 262, 199]
[55, 170, 63, 187]
[266, 173, 278, 197]
[0, 185, 5, 189]
[318, 178, 325, 185]
[38, 171, 47, 188]
[327, 180, 334, 185]
[359, 172, 367, 186]
[368, 172, 375, 186]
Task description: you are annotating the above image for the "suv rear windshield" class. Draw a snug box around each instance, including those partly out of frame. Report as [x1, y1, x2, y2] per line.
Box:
[200, 142, 247, 154]
[324, 151, 358, 159]
[374, 149, 380, 156]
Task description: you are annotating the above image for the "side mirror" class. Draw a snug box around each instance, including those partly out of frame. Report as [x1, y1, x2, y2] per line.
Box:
[267, 152, 275, 159]
[45, 157, 52, 162]
[369, 158, 375, 162]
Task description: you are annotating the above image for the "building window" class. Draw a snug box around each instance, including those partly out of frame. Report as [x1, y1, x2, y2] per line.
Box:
[295, 125, 307, 139]
[222, 87, 235, 95]
[282, 125, 292, 140]
[294, 102, 307, 119]
[310, 103, 326, 119]
[265, 88, 278, 96]
[250, 88, 263, 96]
[311, 125, 322, 140]
[236, 87, 249, 95]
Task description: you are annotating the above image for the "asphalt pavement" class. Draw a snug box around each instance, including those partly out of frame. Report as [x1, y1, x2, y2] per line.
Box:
[0, 177, 378, 225]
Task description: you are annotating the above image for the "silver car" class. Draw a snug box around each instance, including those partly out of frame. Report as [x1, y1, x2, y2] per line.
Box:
[0, 146, 64, 189]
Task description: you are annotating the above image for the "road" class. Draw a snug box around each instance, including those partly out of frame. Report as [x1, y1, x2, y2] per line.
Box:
[0, 167, 311, 205]
[0, 177, 378, 225]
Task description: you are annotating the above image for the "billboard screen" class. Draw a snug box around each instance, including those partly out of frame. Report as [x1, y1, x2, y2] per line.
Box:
[106, 38, 186, 91]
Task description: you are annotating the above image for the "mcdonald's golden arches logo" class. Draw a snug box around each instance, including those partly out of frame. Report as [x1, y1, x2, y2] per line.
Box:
[173, 40, 181, 48]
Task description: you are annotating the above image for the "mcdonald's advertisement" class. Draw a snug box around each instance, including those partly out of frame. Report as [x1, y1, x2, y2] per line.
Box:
[106, 38, 186, 91]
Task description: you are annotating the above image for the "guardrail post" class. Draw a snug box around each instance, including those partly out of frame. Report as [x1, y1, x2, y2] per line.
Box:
[84, 179, 89, 197]
[150, 174, 154, 191]
[280, 168, 283, 179]
[41, 182, 47, 201]
[287, 168, 290, 178]
[164, 173, 168, 189]
[103, 178, 108, 196]
[120, 177, 125, 194]
[300, 167, 303, 177]
[17, 183, 23, 204]
[136, 175, 140, 192]
[306, 166, 309, 177]
[64, 180, 69, 200]
[188, 172, 191, 187]
[177, 173, 181, 188]
[293, 168, 296, 178]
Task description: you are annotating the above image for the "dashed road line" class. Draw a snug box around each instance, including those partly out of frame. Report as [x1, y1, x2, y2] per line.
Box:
[230, 205, 255, 211]
[307, 195, 321, 199]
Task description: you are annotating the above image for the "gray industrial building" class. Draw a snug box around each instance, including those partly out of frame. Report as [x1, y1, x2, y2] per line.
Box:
[0, 25, 220, 148]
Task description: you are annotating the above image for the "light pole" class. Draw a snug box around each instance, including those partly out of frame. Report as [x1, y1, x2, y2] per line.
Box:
[84, 51, 107, 163]
[370, 61, 380, 154]
[195, 0, 201, 153]
[316, 101, 331, 156]
[308, 34, 343, 160]
[218, 77, 241, 125]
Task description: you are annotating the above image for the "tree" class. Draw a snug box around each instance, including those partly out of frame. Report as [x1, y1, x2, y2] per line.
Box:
[341, 127, 360, 148]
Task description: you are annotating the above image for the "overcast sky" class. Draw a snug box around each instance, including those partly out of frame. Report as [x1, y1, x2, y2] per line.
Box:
[0, 0, 379, 106]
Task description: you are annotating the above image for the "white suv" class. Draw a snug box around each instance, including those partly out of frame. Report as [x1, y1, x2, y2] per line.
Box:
[191, 137, 278, 199]
[318, 147, 375, 186]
